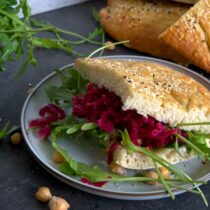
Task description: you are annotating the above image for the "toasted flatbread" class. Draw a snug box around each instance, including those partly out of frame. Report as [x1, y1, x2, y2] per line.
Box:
[75, 58, 210, 133]
[160, 0, 210, 73]
[99, 0, 190, 63]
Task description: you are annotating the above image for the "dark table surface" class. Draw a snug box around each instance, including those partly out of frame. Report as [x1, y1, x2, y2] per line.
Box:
[0, 0, 209, 209]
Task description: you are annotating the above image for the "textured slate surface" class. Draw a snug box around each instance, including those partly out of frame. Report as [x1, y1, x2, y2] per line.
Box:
[0, 0, 209, 209]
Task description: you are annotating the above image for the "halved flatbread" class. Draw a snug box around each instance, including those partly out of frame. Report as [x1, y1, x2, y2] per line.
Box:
[75, 58, 210, 133]
[160, 0, 210, 73]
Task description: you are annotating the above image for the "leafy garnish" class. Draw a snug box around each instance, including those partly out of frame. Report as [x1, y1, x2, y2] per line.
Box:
[0, 1, 104, 75]
[45, 67, 89, 107]
[176, 133, 210, 161]
[119, 129, 208, 205]
[0, 122, 19, 139]
[51, 129, 194, 185]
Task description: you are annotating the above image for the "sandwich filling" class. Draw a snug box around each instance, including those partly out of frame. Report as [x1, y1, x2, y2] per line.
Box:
[73, 83, 185, 149]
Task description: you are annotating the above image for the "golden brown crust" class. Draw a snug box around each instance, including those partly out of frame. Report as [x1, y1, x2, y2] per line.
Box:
[160, 0, 210, 73]
[99, 0, 190, 63]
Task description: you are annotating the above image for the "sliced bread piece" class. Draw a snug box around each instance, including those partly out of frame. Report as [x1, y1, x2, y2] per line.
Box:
[99, 0, 190, 63]
[74, 58, 210, 133]
[160, 0, 210, 73]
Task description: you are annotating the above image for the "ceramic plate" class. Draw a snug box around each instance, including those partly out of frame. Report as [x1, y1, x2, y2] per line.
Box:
[21, 55, 210, 200]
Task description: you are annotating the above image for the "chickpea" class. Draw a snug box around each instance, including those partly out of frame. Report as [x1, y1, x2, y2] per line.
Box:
[10, 132, 22, 145]
[144, 171, 159, 185]
[49, 196, 70, 210]
[109, 161, 126, 176]
[52, 151, 65, 163]
[104, 41, 115, 50]
[159, 167, 170, 179]
[35, 187, 52, 202]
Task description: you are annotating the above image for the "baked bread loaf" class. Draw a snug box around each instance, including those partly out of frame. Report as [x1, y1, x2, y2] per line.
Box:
[99, 0, 190, 63]
[75, 58, 210, 133]
[160, 0, 210, 73]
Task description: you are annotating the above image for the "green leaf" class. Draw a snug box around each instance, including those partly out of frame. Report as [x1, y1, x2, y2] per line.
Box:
[44, 68, 89, 106]
[81, 123, 98, 131]
[20, 0, 31, 23]
[0, 130, 7, 138]
[66, 124, 81, 134]
[59, 162, 75, 176]
[44, 85, 73, 103]
[0, 122, 18, 139]
[91, 8, 99, 22]
[176, 134, 210, 160]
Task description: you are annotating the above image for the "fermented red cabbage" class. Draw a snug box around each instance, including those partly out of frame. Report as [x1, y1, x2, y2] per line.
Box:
[73, 83, 184, 148]
[29, 104, 65, 139]
[80, 178, 107, 187]
[107, 142, 120, 164]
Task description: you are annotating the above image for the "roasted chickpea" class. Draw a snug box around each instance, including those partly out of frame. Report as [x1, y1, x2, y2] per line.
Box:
[159, 167, 170, 179]
[52, 151, 65, 163]
[109, 161, 126, 175]
[49, 196, 70, 210]
[35, 187, 52, 202]
[10, 132, 22, 144]
[104, 41, 115, 50]
[144, 171, 159, 185]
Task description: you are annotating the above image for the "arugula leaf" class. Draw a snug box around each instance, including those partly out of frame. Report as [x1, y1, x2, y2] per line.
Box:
[119, 129, 208, 205]
[0, 122, 19, 139]
[176, 133, 210, 161]
[81, 123, 98, 131]
[59, 162, 75, 176]
[66, 124, 81, 134]
[0, 2, 105, 75]
[52, 130, 171, 184]
[45, 67, 89, 106]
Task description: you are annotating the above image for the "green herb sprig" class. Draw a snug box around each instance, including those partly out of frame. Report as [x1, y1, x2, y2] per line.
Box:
[0, 0, 104, 76]
[0, 122, 19, 139]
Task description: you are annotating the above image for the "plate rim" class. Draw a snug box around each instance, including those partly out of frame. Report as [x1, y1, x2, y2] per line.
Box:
[21, 55, 210, 200]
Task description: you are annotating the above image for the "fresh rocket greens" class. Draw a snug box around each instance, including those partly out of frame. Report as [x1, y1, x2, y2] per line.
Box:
[51, 126, 205, 186]
[45, 68, 89, 107]
[0, 122, 18, 139]
[39, 68, 210, 205]
[0, 0, 104, 76]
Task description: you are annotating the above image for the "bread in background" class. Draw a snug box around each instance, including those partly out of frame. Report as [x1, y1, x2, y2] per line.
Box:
[160, 0, 210, 73]
[99, 0, 190, 63]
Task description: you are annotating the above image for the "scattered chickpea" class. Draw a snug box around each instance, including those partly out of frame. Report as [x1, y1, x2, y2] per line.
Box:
[159, 167, 170, 179]
[144, 171, 159, 185]
[35, 187, 52, 202]
[52, 151, 65, 163]
[104, 41, 115, 50]
[10, 132, 22, 145]
[49, 196, 70, 210]
[109, 161, 126, 176]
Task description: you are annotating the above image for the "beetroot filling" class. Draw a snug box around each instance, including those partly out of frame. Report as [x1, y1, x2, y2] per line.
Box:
[73, 83, 183, 149]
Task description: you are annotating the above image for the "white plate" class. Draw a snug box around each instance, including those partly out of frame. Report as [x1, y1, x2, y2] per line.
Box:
[21, 55, 210, 200]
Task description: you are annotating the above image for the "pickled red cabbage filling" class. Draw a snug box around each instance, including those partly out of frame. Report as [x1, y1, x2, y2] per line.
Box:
[73, 83, 185, 149]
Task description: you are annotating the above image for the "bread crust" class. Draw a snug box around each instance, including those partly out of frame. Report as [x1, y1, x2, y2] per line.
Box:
[99, 0, 190, 63]
[75, 58, 210, 133]
[160, 0, 210, 73]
